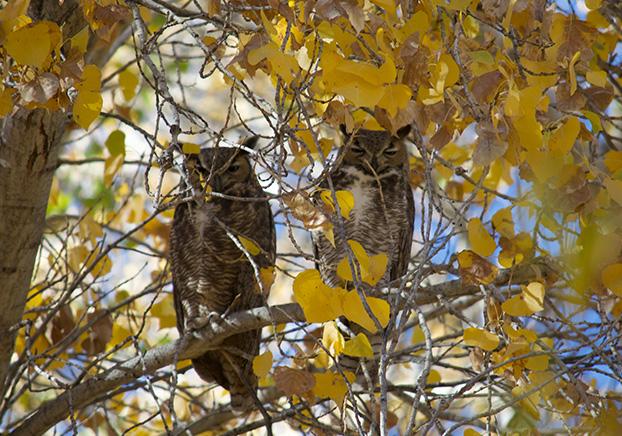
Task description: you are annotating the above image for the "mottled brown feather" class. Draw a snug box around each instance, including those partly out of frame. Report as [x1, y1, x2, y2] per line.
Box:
[170, 141, 275, 411]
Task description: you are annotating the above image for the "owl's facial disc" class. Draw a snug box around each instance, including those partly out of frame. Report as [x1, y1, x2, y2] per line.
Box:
[197, 149, 254, 195]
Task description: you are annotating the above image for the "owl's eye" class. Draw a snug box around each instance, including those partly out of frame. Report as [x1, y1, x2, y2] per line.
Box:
[227, 162, 242, 173]
[384, 146, 398, 156]
[350, 143, 365, 155]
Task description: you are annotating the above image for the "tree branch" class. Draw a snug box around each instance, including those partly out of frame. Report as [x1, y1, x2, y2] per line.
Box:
[12, 257, 557, 435]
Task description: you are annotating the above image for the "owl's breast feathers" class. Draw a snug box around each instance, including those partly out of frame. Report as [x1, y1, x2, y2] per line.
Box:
[170, 195, 273, 318]
[315, 166, 413, 286]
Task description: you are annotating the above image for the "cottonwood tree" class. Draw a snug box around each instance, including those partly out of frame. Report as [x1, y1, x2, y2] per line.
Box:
[1, 0, 622, 434]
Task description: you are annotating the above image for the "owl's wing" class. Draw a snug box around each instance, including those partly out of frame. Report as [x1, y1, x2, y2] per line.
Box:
[392, 179, 415, 280]
[171, 203, 193, 334]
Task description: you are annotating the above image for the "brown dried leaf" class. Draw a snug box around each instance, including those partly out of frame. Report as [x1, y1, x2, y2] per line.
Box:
[470, 71, 504, 104]
[51, 306, 75, 345]
[481, 0, 510, 20]
[457, 250, 499, 285]
[341, 0, 365, 33]
[19, 73, 60, 103]
[473, 120, 508, 166]
[430, 125, 452, 150]
[274, 366, 316, 396]
[556, 82, 586, 112]
[583, 85, 614, 112]
[283, 191, 330, 231]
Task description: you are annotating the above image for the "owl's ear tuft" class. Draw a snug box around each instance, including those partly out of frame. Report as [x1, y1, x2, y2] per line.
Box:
[241, 135, 259, 151]
[395, 125, 411, 139]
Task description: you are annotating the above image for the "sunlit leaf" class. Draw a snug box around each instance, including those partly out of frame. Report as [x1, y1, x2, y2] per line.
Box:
[463, 327, 499, 351]
[602, 263, 622, 297]
[252, 351, 273, 378]
[502, 282, 545, 316]
[342, 290, 390, 333]
[320, 189, 355, 220]
[322, 321, 345, 357]
[293, 269, 345, 323]
[467, 218, 496, 257]
[342, 333, 373, 358]
[313, 371, 355, 405]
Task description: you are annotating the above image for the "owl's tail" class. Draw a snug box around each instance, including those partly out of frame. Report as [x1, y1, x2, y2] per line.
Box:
[221, 350, 259, 413]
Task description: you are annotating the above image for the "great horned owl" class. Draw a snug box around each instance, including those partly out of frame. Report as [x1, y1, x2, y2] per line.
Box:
[312, 125, 414, 379]
[170, 137, 276, 411]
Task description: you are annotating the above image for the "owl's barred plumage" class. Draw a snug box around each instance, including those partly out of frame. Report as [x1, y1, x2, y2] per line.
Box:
[312, 126, 414, 382]
[170, 138, 275, 411]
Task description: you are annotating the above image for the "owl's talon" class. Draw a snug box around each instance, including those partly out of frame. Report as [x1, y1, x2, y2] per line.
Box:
[185, 311, 223, 334]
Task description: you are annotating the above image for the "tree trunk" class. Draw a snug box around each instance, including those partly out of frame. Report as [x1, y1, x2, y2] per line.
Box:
[0, 0, 129, 396]
[0, 109, 67, 395]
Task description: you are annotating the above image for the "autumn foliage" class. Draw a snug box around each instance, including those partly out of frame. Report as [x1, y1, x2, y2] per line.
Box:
[2, 0, 622, 434]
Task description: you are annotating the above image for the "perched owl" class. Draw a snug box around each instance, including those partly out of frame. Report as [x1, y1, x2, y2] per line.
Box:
[170, 137, 276, 411]
[312, 125, 414, 379]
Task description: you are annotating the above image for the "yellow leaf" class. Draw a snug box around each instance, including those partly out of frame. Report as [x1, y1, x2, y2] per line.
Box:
[411, 325, 424, 344]
[397, 11, 429, 42]
[549, 116, 580, 155]
[501, 282, 545, 316]
[343, 333, 373, 358]
[467, 218, 496, 257]
[377, 84, 412, 117]
[333, 79, 385, 109]
[293, 269, 345, 323]
[313, 371, 355, 405]
[602, 263, 622, 297]
[323, 321, 345, 356]
[568, 51, 581, 96]
[182, 143, 201, 154]
[586, 70, 607, 87]
[511, 385, 540, 420]
[342, 290, 390, 333]
[336, 240, 388, 285]
[464, 429, 481, 436]
[319, 189, 355, 220]
[238, 236, 261, 256]
[0, 87, 14, 117]
[525, 354, 549, 371]
[603, 151, 622, 173]
[503, 324, 537, 342]
[90, 254, 112, 277]
[104, 153, 124, 185]
[152, 294, 177, 329]
[73, 65, 102, 130]
[119, 69, 139, 101]
[4, 21, 59, 68]
[444, 0, 472, 11]
[491, 207, 514, 239]
[110, 322, 132, 350]
[426, 369, 441, 384]
[585, 0, 602, 8]
[71, 26, 90, 54]
[252, 351, 273, 378]
[258, 266, 275, 294]
[369, 0, 396, 16]
[105, 130, 126, 157]
[463, 327, 499, 351]
[604, 178, 622, 206]
[0, 0, 30, 36]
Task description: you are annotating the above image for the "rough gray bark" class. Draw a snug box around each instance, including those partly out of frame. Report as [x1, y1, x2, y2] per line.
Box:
[0, 109, 68, 397]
